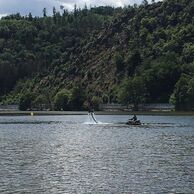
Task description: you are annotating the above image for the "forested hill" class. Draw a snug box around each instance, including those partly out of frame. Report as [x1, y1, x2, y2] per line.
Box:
[1, 0, 194, 111]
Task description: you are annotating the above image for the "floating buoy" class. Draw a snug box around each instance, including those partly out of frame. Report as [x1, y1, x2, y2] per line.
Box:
[30, 112, 34, 116]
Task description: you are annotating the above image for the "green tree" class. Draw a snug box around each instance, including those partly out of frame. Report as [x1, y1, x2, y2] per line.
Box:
[126, 50, 142, 76]
[170, 74, 194, 110]
[32, 94, 47, 110]
[142, 53, 181, 102]
[142, 0, 148, 6]
[43, 8, 47, 17]
[118, 76, 147, 111]
[91, 96, 101, 110]
[19, 92, 35, 111]
[113, 52, 124, 73]
[69, 83, 85, 110]
[182, 43, 194, 63]
[28, 13, 33, 21]
[54, 90, 70, 110]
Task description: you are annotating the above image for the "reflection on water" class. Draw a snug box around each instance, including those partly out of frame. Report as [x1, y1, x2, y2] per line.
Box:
[0, 115, 194, 193]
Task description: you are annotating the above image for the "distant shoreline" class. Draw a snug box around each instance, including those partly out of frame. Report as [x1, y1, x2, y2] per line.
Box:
[0, 111, 194, 116]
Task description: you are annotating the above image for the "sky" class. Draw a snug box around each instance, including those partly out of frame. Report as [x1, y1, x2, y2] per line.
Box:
[0, 0, 159, 18]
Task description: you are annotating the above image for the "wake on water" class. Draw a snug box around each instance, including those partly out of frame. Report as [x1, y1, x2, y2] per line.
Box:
[83, 114, 145, 126]
[84, 113, 106, 125]
[84, 113, 143, 126]
[83, 114, 182, 127]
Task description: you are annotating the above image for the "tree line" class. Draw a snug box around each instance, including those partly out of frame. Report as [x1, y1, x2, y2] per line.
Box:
[1, 0, 194, 111]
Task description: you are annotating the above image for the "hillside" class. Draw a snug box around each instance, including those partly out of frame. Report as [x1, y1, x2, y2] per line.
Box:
[1, 0, 194, 110]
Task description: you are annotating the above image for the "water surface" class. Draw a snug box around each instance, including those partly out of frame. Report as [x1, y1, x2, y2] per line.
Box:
[0, 115, 194, 193]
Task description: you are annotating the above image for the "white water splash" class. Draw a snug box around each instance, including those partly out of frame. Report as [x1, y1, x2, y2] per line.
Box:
[84, 113, 104, 124]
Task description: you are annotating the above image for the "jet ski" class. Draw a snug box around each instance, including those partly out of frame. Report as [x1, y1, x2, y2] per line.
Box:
[126, 120, 141, 125]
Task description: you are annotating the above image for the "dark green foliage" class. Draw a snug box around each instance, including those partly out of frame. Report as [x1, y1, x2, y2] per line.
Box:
[1, 1, 194, 111]
[19, 92, 35, 111]
[69, 84, 85, 111]
[113, 52, 124, 73]
[141, 53, 181, 102]
[43, 8, 47, 17]
[91, 96, 102, 111]
[118, 76, 147, 110]
[54, 90, 70, 110]
[142, 0, 148, 6]
[32, 95, 48, 110]
[170, 65, 194, 111]
[126, 50, 142, 76]
[182, 43, 194, 63]
[0, 7, 116, 97]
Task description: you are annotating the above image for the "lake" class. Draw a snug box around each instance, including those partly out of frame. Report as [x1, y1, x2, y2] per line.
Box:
[0, 115, 194, 193]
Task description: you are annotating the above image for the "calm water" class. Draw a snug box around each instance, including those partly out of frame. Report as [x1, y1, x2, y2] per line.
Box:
[0, 115, 194, 193]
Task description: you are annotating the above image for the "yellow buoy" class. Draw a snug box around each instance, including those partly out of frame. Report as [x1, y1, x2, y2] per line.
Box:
[30, 112, 34, 116]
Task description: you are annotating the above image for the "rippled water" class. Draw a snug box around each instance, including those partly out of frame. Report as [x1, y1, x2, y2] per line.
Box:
[0, 115, 194, 193]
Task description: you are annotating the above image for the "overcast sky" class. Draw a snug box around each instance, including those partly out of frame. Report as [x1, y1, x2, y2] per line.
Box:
[0, 0, 160, 17]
